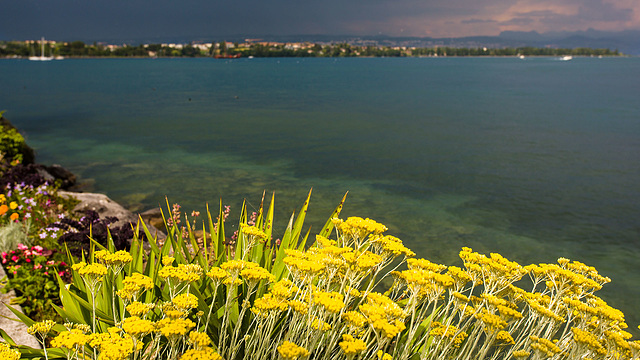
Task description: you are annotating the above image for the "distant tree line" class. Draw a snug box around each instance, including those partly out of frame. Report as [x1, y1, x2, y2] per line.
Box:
[0, 40, 621, 58]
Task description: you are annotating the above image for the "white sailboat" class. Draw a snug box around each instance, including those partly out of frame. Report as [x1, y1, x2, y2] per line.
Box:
[29, 37, 54, 61]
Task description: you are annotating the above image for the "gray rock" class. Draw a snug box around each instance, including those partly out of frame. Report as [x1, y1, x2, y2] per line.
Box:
[58, 191, 166, 242]
[0, 264, 40, 348]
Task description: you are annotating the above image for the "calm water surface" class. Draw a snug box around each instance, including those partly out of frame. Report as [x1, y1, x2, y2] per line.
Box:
[2, 57, 639, 327]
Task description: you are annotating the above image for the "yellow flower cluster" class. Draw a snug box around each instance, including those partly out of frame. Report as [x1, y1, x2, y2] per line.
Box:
[333, 216, 388, 241]
[475, 308, 508, 332]
[359, 292, 407, 339]
[252, 293, 289, 317]
[0, 342, 20, 360]
[339, 334, 367, 355]
[188, 331, 212, 349]
[289, 300, 310, 314]
[89, 328, 135, 360]
[370, 234, 415, 258]
[342, 310, 367, 328]
[206, 266, 228, 282]
[241, 265, 275, 284]
[121, 316, 155, 337]
[271, 278, 299, 299]
[94, 250, 133, 267]
[376, 351, 393, 360]
[277, 340, 310, 360]
[159, 263, 203, 283]
[495, 330, 515, 345]
[311, 318, 332, 331]
[512, 349, 531, 358]
[572, 327, 607, 355]
[312, 289, 345, 313]
[172, 292, 199, 311]
[355, 251, 383, 271]
[27, 319, 56, 336]
[156, 317, 196, 339]
[240, 223, 269, 242]
[126, 301, 154, 317]
[429, 322, 468, 347]
[284, 249, 326, 280]
[180, 348, 223, 360]
[529, 336, 561, 357]
[460, 247, 527, 287]
[72, 262, 108, 277]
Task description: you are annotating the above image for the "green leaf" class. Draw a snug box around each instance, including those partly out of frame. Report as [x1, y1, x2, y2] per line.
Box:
[319, 191, 348, 239]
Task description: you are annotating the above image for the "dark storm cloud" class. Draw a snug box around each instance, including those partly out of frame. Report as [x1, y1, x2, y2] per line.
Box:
[0, 0, 638, 40]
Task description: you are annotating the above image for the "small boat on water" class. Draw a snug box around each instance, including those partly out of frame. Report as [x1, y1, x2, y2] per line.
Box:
[559, 55, 573, 61]
[214, 53, 241, 59]
[29, 37, 54, 61]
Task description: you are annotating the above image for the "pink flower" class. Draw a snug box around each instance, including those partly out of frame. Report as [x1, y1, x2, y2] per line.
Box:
[25, 258, 31, 263]
[60, 262, 67, 266]
[34, 264, 43, 270]
[44, 272, 49, 275]
[17, 244, 28, 251]
[11, 256, 19, 262]
[32, 245, 43, 252]
[58, 271, 65, 277]
[46, 260, 55, 266]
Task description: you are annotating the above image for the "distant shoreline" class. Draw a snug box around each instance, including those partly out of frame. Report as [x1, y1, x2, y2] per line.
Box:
[1, 40, 624, 59]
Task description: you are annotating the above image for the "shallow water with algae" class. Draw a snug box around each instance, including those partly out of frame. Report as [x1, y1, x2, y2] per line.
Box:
[2, 56, 639, 330]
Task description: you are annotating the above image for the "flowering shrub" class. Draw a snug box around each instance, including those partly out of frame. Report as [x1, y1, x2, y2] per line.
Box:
[4, 193, 640, 360]
[0, 182, 73, 240]
[1, 243, 69, 322]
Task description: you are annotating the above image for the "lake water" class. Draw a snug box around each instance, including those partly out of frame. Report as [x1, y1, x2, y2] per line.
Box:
[2, 56, 640, 328]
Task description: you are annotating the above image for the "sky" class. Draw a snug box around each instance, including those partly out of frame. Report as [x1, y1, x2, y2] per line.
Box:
[1, 0, 639, 41]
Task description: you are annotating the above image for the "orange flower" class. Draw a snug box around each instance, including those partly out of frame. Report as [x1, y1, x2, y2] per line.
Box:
[9, 213, 19, 221]
[0, 204, 8, 216]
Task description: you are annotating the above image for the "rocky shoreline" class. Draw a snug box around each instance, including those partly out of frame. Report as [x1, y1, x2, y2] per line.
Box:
[0, 116, 166, 346]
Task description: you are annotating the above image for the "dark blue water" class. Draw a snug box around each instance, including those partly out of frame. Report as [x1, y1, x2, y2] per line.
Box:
[2, 57, 640, 326]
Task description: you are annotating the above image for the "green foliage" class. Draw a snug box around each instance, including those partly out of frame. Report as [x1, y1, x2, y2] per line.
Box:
[0, 119, 28, 164]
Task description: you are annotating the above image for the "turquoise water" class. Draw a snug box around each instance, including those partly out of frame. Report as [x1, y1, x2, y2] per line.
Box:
[2, 57, 640, 326]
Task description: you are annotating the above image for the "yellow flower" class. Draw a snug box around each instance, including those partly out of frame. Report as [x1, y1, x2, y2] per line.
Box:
[339, 334, 367, 355]
[9, 201, 17, 210]
[206, 267, 228, 282]
[376, 350, 393, 360]
[311, 318, 332, 331]
[180, 348, 223, 360]
[0, 194, 5, 203]
[288, 300, 309, 314]
[277, 340, 309, 360]
[342, 311, 367, 328]
[122, 316, 155, 337]
[126, 301, 153, 317]
[95, 250, 133, 268]
[162, 256, 175, 266]
[241, 265, 275, 284]
[0, 342, 20, 360]
[188, 331, 212, 349]
[159, 263, 203, 283]
[172, 292, 199, 311]
[495, 331, 515, 345]
[356, 251, 383, 270]
[312, 289, 345, 313]
[27, 319, 56, 336]
[89, 328, 136, 360]
[156, 318, 196, 339]
[252, 293, 289, 317]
